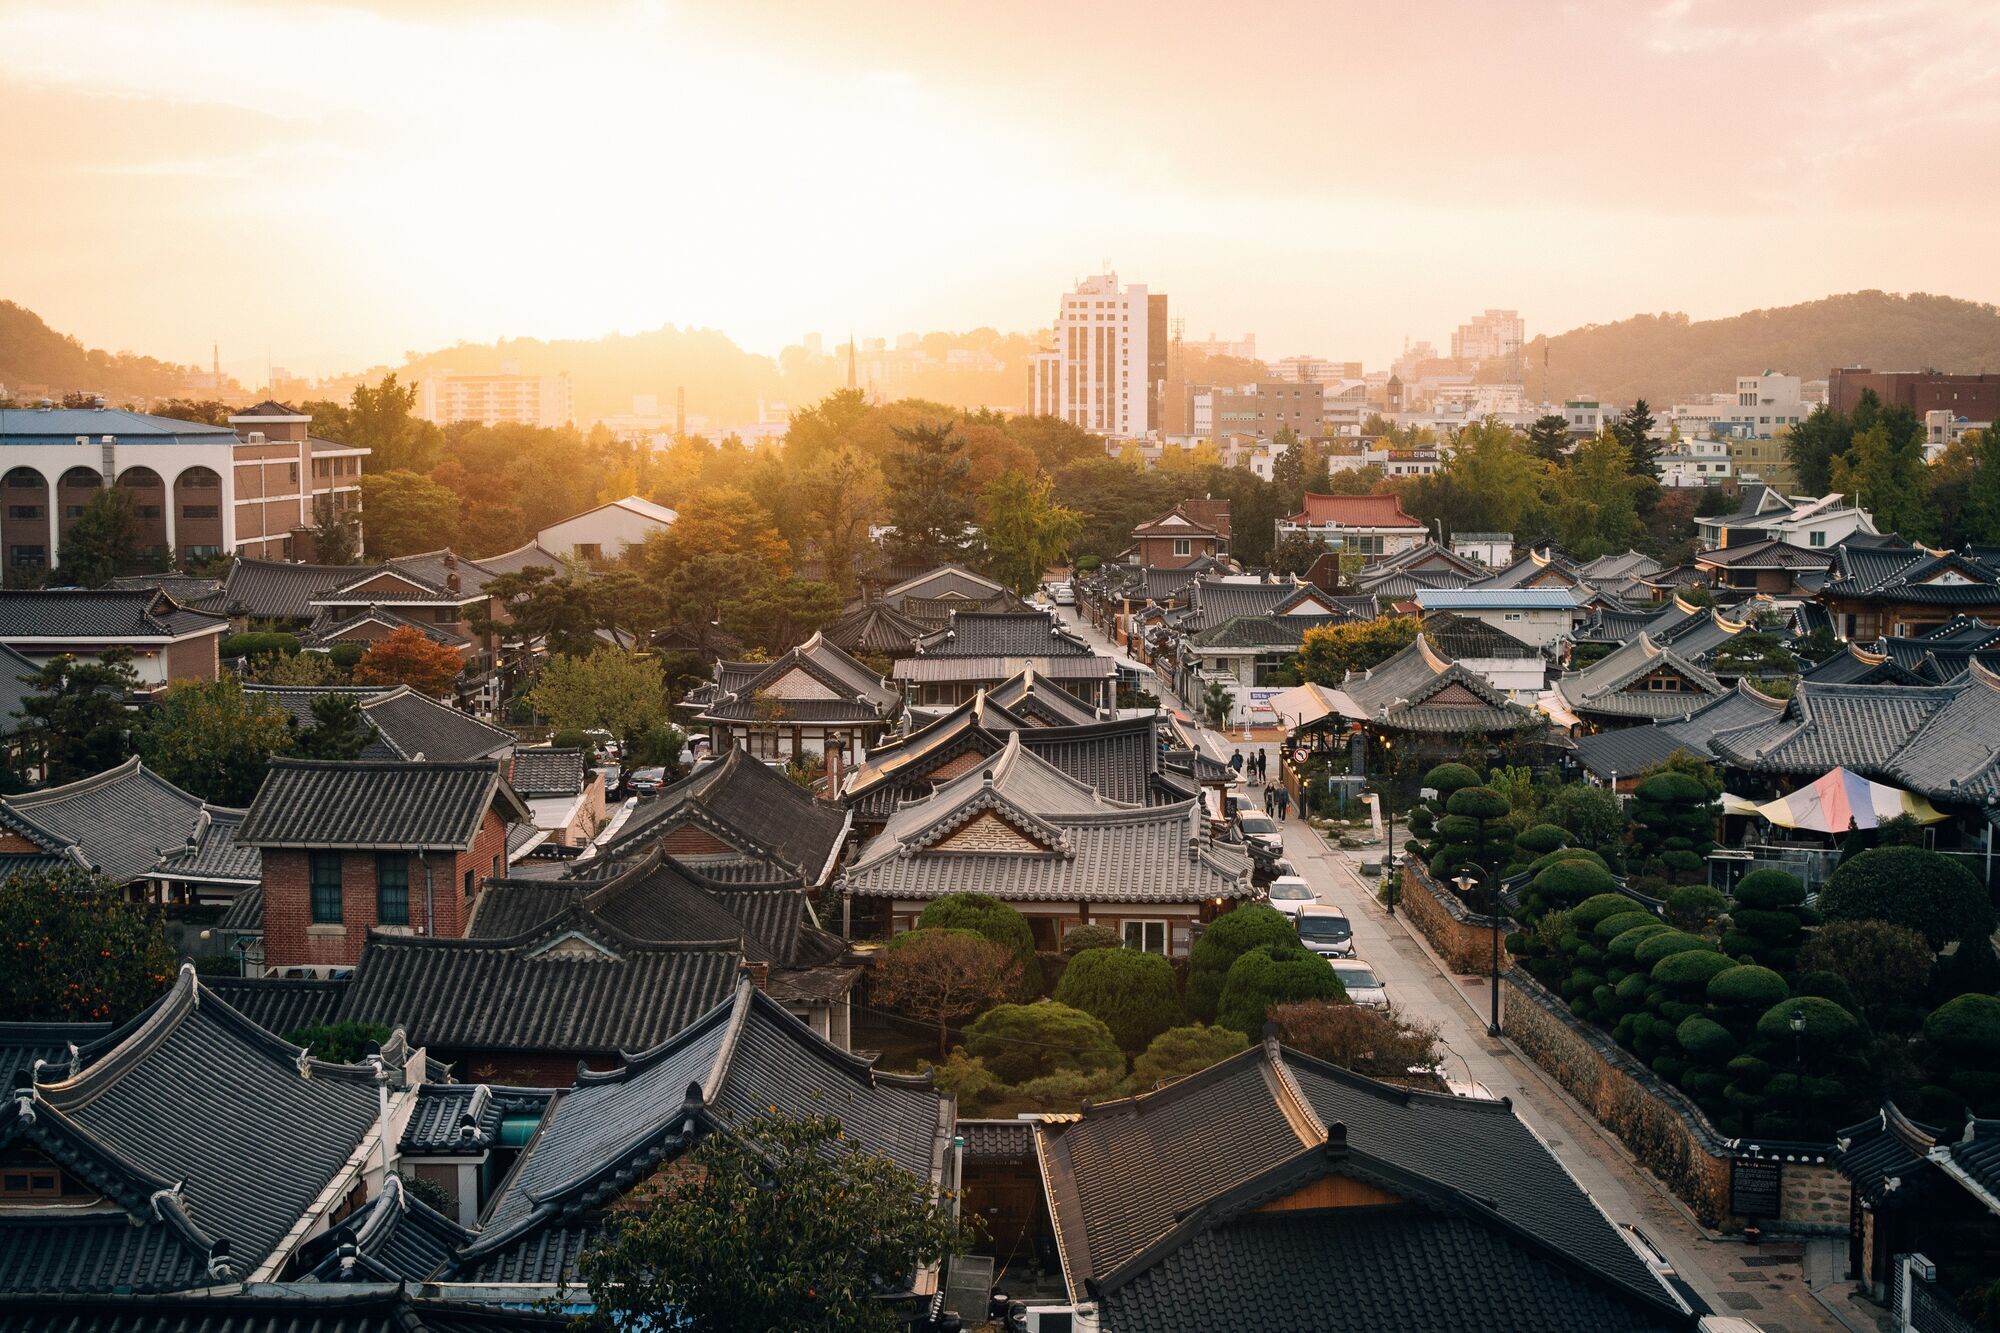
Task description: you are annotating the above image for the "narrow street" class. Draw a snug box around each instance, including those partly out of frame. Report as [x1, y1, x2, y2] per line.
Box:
[1055, 598, 1878, 1333]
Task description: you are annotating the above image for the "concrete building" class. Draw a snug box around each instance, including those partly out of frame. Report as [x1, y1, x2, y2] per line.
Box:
[1450, 309, 1524, 366]
[1829, 367, 2000, 422]
[418, 368, 575, 428]
[1924, 409, 1991, 459]
[1695, 486, 1878, 550]
[1173, 380, 1324, 440]
[1027, 272, 1162, 438]
[1562, 397, 1618, 436]
[1669, 372, 1808, 440]
[1657, 436, 1733, 488]
[536, 495, 678, 562]
[1413, 586, 1589, 649]
[0, 402, 367, 572]
[1266, 355, 1362, 383]
[1275, 493, 1427, 559]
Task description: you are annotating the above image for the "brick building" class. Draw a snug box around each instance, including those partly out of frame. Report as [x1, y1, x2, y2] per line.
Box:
[1130, 500, 1232, 569]
[1828, 367, 2000, 422]
[237, 758, 529, 975]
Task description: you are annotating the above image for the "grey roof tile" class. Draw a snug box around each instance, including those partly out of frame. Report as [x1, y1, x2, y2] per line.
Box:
[506, 747, 585, 797]
[218, 558, 370, 621]
[199, 977, 348, 1038]
[238, 759, 527, 851]
[152, 807, 260, 886]
[600, 747, 848, 884]
[0, 758, 208, 884]
[0, 589, 226, 642]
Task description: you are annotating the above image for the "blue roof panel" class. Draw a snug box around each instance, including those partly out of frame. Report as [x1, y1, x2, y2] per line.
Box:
[0, 407, 238, 446]
[1415, 588, 1586, 610]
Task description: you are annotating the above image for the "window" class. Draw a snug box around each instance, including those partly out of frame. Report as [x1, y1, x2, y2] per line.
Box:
[1809, 530, 1826, 547]
[1173, 538, 1191, 556]
[575, 543, 603, 561]
[6, 505, 41, 520]
[375, 853, 408, 926]
[463, 868, 475, 898]
[1123, 920, 1168, 954]
[181, 505, 219, 519]
[309, 851, 342, 923]
[136, 506, 161, 520]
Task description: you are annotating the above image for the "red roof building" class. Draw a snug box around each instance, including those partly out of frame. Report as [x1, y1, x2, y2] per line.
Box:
[1276, 493, 1427, 560]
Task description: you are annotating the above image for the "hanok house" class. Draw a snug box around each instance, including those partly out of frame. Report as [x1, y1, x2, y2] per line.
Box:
[437, 981, 955, 1303]
[0, 756, 247, 903]
[1131, 499, 1231, 569]
[819, 597, 934, 662]
[300, 601, 473, 661]
[1541, 630, 1732, 734]
[306, 549, 506, 655]
[689, 630, 903, 775]
[1692, 538, 1834, 598]
[1571, 680, 1788, 794]
[469, 844, 858, 1046]
[1020, 1040, 1700, 1332]
[0, 588, 228, 687]
[0, 964, 422, 1295]
[1321, 634, 1544, 761]
[896, 610, 1117, 711]
[589, 745, 852, 891]
[242, 683, 515, 763]
[1273, 492, 1427, 560]
[840, 732, 1253, 954]
[1834, 1104, 2000, 1308]
[236, 758, 531, 974]
[1819, 543, 2000, 641]
[505, 747, 605, 853]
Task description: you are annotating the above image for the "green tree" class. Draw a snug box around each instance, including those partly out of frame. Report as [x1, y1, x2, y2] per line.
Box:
[1819, 847, 1995, 949]
[1551, 431, 1643, 557]
[1546, 784, 1626, 870]
[0, 868, 176, 1021]
[1961, 428, 2000, 545]
[527, 650, 668, 779]
[1128, 1024, 1249, 1089]
[58, 489, 143, 586]
[1833, 421, 1934, 542]
[579, 1111, 969, 1333]
[1185, 903, 1297, 1023]
[1200, 678, 1233, 730]
[980, 471, 1081, 595]
[473, 565, 602, 658]
[722, 576, 844, 654]
[872, 929, 1021, 1059]
[799, 447, 881, 596]
[662, 551, 766, 655]
[290, 693, 372, 760]
[1216, 943, 1344, 1039]
[1785, 403, 1852, 495]
[1052, 948, 1184, 1052]
[882, 420, 975, 566]
[283, 1021, 392, 1063]
[590, 569, 668, 649]
[1796, 920, 1933, 1028]
[1270, 1001, 1443, 1079]
[1613, 399, 1659, 478]
[15, 650, 137, 784]
[1627, 770, 1716, 882]
[963, 1001, 1123, 1085]
[337, 373, 443, 473]
[1294, 615, 1421, 685]
[1526, 414, 1572, 464]
[308, 494, 361, 565]
[357, 470, 461, 557]
[1267, 530, 1326, 578]
[1431, 785, 1514, 899]
[137, 677, 293, 806]
[916, 895, 1039, 999]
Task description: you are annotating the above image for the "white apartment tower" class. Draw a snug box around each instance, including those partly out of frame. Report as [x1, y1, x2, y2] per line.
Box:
[419, 368, 576, 429]
[1028, 272, 1161, 438]
[1450, 309, 1525, 366]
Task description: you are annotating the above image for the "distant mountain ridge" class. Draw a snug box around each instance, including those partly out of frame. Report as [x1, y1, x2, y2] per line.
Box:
[0, 300, 204, 402]
[1519, 291, 2000, 406]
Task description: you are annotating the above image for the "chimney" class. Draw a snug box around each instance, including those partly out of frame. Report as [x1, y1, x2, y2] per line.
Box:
[739, 960, 769, 991]
[445, 550, 461, 596]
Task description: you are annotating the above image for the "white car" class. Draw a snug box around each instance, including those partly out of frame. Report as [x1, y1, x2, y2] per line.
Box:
[1046, 582, 1075, 606]
[1330, 958, 1389, 1009]
[1294, 905, 1355, 958]
[1265, 875, 1315, 919]
[1236, 813, 1283, 857]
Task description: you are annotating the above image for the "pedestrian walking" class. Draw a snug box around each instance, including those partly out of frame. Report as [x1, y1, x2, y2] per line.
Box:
[1263, 786, 1275, 817]
[1258, 750, 1269, 780]
[1230, 749, 1244, 775]
[1276, 786, 1290, 821]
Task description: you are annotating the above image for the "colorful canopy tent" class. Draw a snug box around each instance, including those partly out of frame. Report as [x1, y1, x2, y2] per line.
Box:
[1753, 766, 1947, 832]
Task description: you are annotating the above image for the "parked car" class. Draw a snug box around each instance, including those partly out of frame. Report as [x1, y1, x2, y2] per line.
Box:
[1235, 813, 1283, 857]
[1265, 875, 1315, 919]
[1225, 792, 1257, 819]
[1294, 905, 1355, 958]
[625, 766, 668, 796]
[1045, 582, 1075, 606]
[1329, 958, 1388, 1008]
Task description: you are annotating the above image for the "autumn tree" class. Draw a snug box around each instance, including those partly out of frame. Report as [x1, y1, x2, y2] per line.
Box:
[882, 420, 975, 566]
[1295, 615, 1420, 684]
[0, 868, 176, 1022]
[799, 447, 882, 595]
[981, 471, 1080, 595]
[640, 485, 792, 579]
[137, 677, 294, 806]
[1270, 1001, 1444, 1079]
[306, 373, 442, 473]
[580, 1111, 970, 1333]
[352, 626, 464, 697]
[872, 928, 1022, 1059]
[357, 470, 461, 557]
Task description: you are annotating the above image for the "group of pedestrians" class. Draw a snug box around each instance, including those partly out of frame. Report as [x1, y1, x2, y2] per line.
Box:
[1232, 748, 1290, 820]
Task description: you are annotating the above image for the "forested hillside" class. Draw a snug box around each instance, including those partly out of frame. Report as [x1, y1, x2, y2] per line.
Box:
[0, 301, 201, 402]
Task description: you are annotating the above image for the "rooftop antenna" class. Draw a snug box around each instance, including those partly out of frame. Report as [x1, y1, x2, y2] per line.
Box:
[846, 332, 856, 392]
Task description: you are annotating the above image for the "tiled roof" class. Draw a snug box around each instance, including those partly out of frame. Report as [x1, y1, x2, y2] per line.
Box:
[0, 1021, 109, 1096]
[298, 1173, 473, 1283]
[506, 747, 586, 797]
[1549, 632, 1729, 723]
[7, 967, 384, 1290]
[455, 983, 950, 1284]
[985, 666, 1102, 725]
[302, 604, 470, 650]
[1416, 586, 1587, 611]
[897, 591, 1031, 624]
[1709, 681, 1962, 784]
[881, 563, 1008, 603]
[1939, 1117, 2000, 1207]
[1823, 547, 2000, 606]
[1875, 663, 2000, 800]
[1188, 614, 1345, 649]
[335, 922, 741, 1058]
[842, 734, 1252, 904]
[895, 653, 1114, 683]
[218, 558, 372, 621]
[1694, 538, 1833, 570]
[0, 589, 226, 642]
[1283, 493, 1423, 528]
[238, 759, 528, 851]
[0, 643, 40, 737]
[821, 601, 931, 655]
[469, 540, 565, 577]
[1836, 1104, 1940, 1204]
[0, 1286, 570, 1331]
[917, 611, 1097, 657]
[1037, 1041, 1684, 1326]
[1420, 611, 1542, 660]
[1571, 680, 1789, 781]
[1365, 539, 1486, 580]
[1179, 579, 1301, 631]
[0, 406, 237, 444]
[1133, 503, 1223, 539]
[152, 807, 260, 886]
[1802, 642, 1926, 686]
[1474, 549, 1581, 590]
[0, 758, 209, 883]
[101, 572, 226, 607]
[400, 1083, 554, 1157]
[600, 747, 849, 884]
[199, 977, 348, 1039]
[696, 631, 902, 726]
[1327, 637, 1542, 735]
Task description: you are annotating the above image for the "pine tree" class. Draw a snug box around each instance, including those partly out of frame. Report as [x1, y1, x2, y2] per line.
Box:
[882, 421, 975, 565]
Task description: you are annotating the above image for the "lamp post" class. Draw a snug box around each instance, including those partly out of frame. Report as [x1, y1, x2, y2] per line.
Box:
[1789, 1005, 1808, 1138]
[1455, 866, 1502, 1037]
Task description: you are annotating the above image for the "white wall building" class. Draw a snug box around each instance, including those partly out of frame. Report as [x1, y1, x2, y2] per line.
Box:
[1562, 398, 1618, 435]
[536, 496, 678, 562]
[419, 368, 575, 429]
[1450, 309, 1524, 365]
[1028, 272, 1155, 439]
[1668, 372, 1808, 441]
[1657, 436, 1734, 488]
[1925, 409, 1991, 460]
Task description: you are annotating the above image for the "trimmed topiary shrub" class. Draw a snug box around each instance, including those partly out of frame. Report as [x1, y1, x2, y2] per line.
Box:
[1707, 964, 1789, 1016]
[918, 895, 1040, 999]
[1184, 904, 1297, 1023]
[1568, 893, 1636, 934]
[1422, 763, 1481, 796]
[1061, 924, 1121, 956]
[1665, 885, 1725, 931]
[1819, 847, 1996, 949]
[1632, 930, 1714, 970]
[222, 631, 299, 659]
[1052, 948, 1185, 1052]
[1128, 1024, 1250, 1089]
[1215, 943, 1344, 1039]
[1528, 847, 1610, 877]
[1677, 1014, 1737, 1063]
[1593, 910, 1657, 943]
[963, 1001, 1123, 1084]
[1755, 995, 1862, 1047]
[1731, 868, 1807, 910]
[1515, 824, 1570, 856]
[1651, 949, 1735, 995]
[1923, 993, 2000, 1058]
[1529, 859, 1617, 915]
[1606, 922, 1673, 963]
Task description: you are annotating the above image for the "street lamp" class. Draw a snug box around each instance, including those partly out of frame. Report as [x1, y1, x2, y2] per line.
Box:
[1789, 1005, 1808, 1138]
[1454, 866, 1503, 1037]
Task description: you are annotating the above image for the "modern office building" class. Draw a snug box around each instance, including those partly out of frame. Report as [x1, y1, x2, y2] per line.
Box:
[418, 368, 575, 428]
[1028, 272, 1162, 438]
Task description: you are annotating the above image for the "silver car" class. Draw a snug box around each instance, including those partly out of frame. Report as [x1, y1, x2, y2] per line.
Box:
[1330, 958, 1389, 1009]
[1294, 905, 1354, 958]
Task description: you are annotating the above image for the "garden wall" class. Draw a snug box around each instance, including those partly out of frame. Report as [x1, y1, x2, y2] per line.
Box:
[1502, 968, 1846, 1234]
[1399, 860, 1505, 975]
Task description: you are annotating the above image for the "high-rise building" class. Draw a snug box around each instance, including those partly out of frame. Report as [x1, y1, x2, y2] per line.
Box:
[1450, 309, 1524, 366]
[1028, 272, 1161, 438]
[419, 368, 575, 429]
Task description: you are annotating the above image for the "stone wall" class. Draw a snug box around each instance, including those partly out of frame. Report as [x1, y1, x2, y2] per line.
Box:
[1502, 968, 1845, 1234]
[1398, 860, 1504, 975]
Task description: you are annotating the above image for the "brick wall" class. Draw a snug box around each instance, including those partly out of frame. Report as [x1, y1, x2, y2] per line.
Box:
[1398, 860, 1505, 975]
[165, 632, 219, 683]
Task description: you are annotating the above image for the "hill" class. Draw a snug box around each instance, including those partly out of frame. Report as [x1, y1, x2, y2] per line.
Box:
[1522, 291, 2000, 406]
[0, 300, 204, 403]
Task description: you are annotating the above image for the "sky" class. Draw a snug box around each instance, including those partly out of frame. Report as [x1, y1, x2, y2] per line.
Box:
[2, 0, 1998, 383]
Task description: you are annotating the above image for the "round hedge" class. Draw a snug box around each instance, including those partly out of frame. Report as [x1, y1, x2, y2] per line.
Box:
[1532, 860, 1617, 910]
[1052, 948, 1185, 1052]
[918, 895, 1040, 998]
[1593, 910, 1657, 943]
[1819, 847, 1996, 948]
[1215, 943, 1344, 1039]
[1652, 949, 1735, 992]
[1731, 868, 1805, 910]
[1614, 973, 1649, 1004]
[1756, 995, 1862, 1046]
[1708, 964, 1789, 1009]
[1445, 786, 1511, 821]
[1632, 930, 1715, 970]
[221, 631, 299, 659]
[1528, 847, 1609, 878]
[1666, 885, 1725, 920]
[1923, 993, 2000, 1056]
[1634, 771, 1711, 804]
[1677, 1015, 1736, 1062]
[1570, 893, 1638, 932]
[1061, 924, 1121, 956]
[1606, 922, 1673, 961]
[1422, 763, 1481, 794]
[1436, 814, 1483, 842]
[1184, 904, 1297, 1023]
[1516, 824, 1570, 855]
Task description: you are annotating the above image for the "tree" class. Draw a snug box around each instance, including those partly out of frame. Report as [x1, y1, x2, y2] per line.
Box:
[309, 494, 361, 565]
[1270, 1001, 1443, 1079]
[1431, 785, 1514, 896]
[872, 929, 1021, 1059]
[248, 650, 342, 686]
[290, 693, 373, 759]
[799, 447, 882, 596]
[1200, 678, 1232, 730]
[1627, 770, 1716, 883]
[579, 1110, 969, 1333]
[1052, 948, 1184, 1053]
[1961, 428, 2000, 546]
[1819, 847, 1995, 949]
[137, 678, 293, 806]
[527, 650, 669, 777]
[1551, 431, 1644, 557]
[1217, 943, 1344, 1039]
[962, 1001, 1123, 1085]
[1833, 421, 1934, 543]
[1185, 903, 1297, 1023]
[0, 868, 176, 1021]
[721, 577, 843, 655]
[640, 485, 791, 580]
[590, 569, 667, 649]
[662, 551, 766, 655]
[916, 895, 1039, 998]
[14, 650, 138, 784]
[352, 626, 464, 698]
[473, 565, 602, 658]
[882, 421, 975, 566]
[980, 471, 1080, 595]
[1613, 399, 1659, 478]
[357, 470, 461, 558]
[1128, 1024, 1249, 1089]
[334, 373, 441, 473]
[57, 489, 143, 587]
[1785, 403, 1852, 495]
[1526, 414, 1572, 464]
[283, 1021, 392, 1063]
[1796, 920, 1932, 1026]
[1294, 615, 1421, 685]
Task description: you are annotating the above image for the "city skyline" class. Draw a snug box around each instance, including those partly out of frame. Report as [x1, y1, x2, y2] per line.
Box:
[3, 0, 1999, 382]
